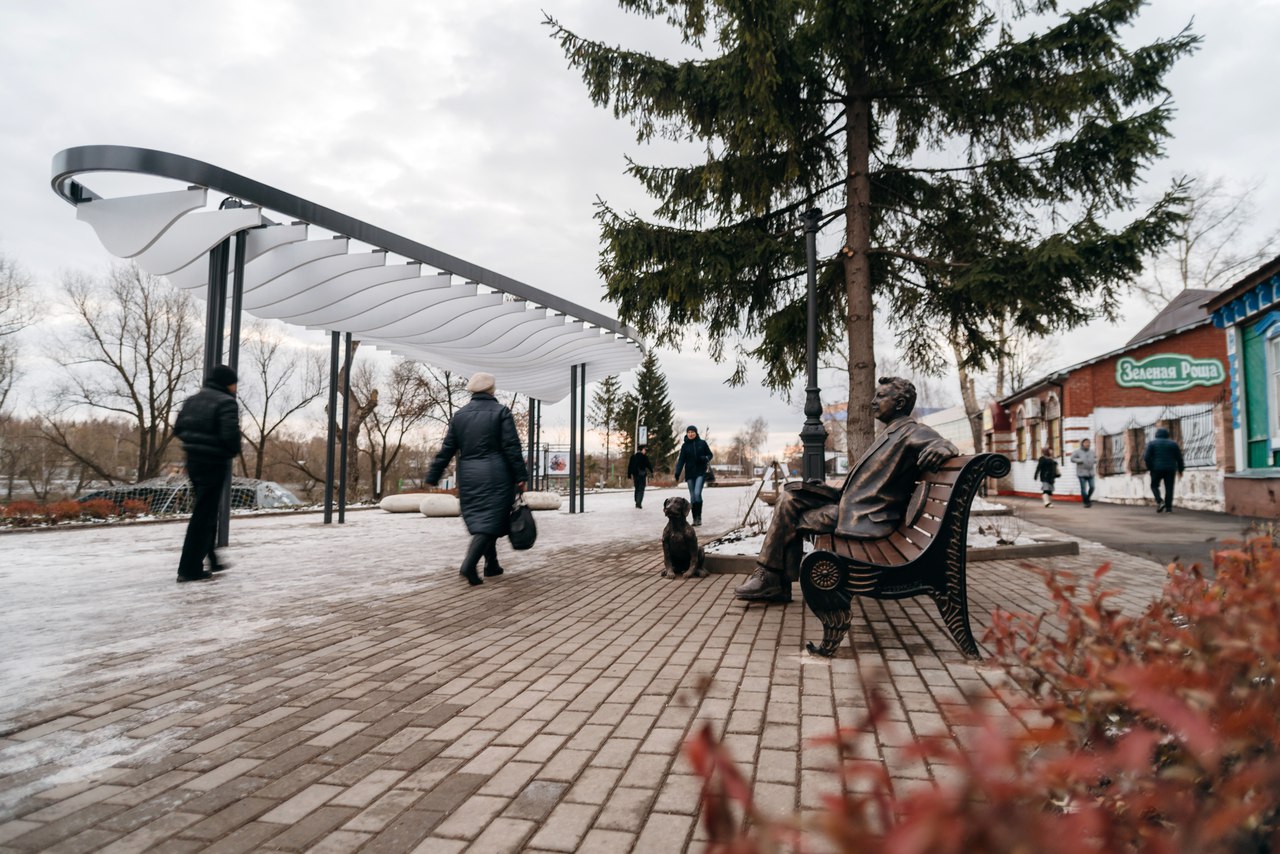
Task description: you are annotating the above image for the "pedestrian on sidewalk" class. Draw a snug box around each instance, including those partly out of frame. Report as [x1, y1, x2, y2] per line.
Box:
[673, 425, 713, 526]
[1144, 426, 1185, 513]
[1070, 438, 1097, 507]
[1034, 448, 1060, 507]
[627, 445, 654, 508]
[425, 372, 529, 586]
[173, 364, 241, 583]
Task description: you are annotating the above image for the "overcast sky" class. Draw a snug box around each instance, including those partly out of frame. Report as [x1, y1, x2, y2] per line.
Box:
[2, 0, 1278, 461]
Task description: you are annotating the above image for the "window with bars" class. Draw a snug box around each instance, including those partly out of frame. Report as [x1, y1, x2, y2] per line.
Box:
[1098, 432, 1126, 476]
[1177, 409, 1216, 468]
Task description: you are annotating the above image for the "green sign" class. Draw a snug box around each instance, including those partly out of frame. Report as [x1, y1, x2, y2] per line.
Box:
[1115, 353, 1224, 392]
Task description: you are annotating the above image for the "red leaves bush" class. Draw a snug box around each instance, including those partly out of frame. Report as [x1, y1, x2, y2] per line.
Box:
[78, 498, 119, 519]
[121, 498, 150, 517]
[0, 500, 42, 526]
[687, 538, 1280, 853]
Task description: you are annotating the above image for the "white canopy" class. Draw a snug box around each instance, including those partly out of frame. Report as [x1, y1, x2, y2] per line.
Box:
[52, 147, 644, 402]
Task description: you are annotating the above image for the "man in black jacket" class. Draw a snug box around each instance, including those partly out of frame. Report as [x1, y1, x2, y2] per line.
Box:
[1143, 426, 1185, 513]
[173, 365, 242, 582]
[627, 445, 654, 508]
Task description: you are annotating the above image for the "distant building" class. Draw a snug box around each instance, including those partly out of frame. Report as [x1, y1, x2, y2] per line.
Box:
[990, 290, 1233, 510]
[1206, 254, 1280, 518]
[920, 404, 977, 455]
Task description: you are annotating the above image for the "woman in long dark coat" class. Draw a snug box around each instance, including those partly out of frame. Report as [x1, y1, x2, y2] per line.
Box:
[425, 372, 528, 586]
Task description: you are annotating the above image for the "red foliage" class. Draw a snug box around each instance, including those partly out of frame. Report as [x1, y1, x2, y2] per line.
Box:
[121, 498, 150, 517]
[79, 498, 119, 519]
[686, 538, 1280, 853]
[1, 500, 42, 525]
[44, 500, 85, 523]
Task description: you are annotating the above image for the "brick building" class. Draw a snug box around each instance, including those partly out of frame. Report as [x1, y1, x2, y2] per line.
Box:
[989, 290, 1234, 509]
[1206, 255, 1280, 518]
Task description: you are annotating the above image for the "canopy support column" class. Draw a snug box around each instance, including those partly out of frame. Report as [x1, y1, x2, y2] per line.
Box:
[338, 332, 352, 523]
[578, 362, 586, 511]
[569, 365, 578, 513]
[323, 331, 339, 524]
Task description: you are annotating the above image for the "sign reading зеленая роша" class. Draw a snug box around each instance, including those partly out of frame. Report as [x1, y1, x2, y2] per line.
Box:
[1115, 353, 1225, 393]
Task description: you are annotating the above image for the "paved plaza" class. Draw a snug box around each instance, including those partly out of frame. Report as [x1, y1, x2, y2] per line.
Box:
[0, 488, 1170, 853]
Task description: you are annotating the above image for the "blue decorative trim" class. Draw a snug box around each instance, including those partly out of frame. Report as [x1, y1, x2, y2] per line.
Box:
[1214, 274, 1280, 327]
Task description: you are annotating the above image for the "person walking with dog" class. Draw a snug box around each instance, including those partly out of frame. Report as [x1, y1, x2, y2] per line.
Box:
[1143, 426, 1184, 513]
[425, 372, 528, 586]
[673, 425, 713, 526]
[627, 445, 654, 509]
[1033, 447, 1060, 507]
[173, 364, 241, 583]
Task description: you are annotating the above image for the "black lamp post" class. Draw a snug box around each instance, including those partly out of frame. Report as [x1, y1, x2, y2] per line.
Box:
[800, 207, 826, 483]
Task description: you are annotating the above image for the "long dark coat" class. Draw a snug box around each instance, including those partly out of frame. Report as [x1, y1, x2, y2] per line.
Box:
[425, 392, 529, 536]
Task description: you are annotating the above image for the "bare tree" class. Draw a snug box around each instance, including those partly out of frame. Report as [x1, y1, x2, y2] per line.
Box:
[237, 320, 326, 479]
[730, 416, 768, 475]
[1135, 175, 1280, 307]
[0, 253, 35, 412]
[41, 265, 202, 482]
[354, 359, 435, 500]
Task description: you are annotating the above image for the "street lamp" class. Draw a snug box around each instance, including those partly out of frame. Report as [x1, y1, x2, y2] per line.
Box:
[799, 207, 826, 483]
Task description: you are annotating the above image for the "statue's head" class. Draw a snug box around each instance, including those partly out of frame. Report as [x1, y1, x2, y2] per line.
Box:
[873, 376, 916, 423]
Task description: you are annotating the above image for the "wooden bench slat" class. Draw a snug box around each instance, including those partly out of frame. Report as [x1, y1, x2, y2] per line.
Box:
[911, 514, 943, 537]
[861, 538, 892, 565]
[875, 537, 910, 565]
[923, 468, 962, 485]
[887, 531, 924, 561]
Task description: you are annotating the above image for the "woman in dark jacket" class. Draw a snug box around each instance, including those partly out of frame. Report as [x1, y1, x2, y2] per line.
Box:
[1033, 449, 1059, 507]
[673, 425, 713, 526]
[425, 372, 529, 586]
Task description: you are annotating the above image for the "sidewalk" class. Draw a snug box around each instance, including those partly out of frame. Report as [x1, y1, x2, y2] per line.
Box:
[0, 490, 1168, 853]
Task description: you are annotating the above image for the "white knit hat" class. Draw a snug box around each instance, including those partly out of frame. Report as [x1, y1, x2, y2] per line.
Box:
[465, 372, 496, 394]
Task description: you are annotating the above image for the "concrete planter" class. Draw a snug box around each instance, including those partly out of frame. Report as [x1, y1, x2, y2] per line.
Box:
[380, 494, 426, 513]
[419, 494, 462, 517]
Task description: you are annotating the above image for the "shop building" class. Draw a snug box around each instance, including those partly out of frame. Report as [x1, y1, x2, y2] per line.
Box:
[1206, 255, 1280, 518]
[989, 290, 1234, 509]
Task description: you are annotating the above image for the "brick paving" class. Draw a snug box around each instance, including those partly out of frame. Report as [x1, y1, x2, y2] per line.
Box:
[0, 513, 1169, 853]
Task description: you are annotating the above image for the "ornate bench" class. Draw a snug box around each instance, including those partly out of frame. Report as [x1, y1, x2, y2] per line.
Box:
[799, 452, 1010, 658]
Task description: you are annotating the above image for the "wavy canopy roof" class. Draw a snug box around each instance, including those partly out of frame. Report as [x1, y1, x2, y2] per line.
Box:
[51, 146, 643, 402]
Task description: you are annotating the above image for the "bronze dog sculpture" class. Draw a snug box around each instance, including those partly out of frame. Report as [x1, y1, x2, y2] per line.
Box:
[662, 496, 706, 578]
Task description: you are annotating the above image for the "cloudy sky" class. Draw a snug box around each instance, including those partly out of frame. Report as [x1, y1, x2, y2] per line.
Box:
[2, 0, 1278, 460]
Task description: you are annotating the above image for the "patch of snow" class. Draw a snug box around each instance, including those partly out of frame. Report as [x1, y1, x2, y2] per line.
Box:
[970, 496, 1007, 512]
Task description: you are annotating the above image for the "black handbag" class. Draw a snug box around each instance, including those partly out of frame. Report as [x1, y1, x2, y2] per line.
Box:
[508, 494, 537, 550]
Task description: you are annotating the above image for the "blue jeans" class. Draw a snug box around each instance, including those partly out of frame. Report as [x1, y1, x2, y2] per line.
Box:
[686, 476, 705, 503]
[1078, 475, 1095, 505]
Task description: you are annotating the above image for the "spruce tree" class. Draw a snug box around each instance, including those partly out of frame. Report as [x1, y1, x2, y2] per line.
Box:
[546, 0, 1197, 458]
[618, 351, 677, 471]
[589, 374, 624, 484]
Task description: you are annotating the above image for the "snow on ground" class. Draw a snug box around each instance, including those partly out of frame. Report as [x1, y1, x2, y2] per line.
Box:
[0, 485, 756, 733]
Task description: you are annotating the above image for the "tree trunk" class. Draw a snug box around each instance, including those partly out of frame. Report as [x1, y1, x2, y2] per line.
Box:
[844, 93, 877, 463]
[950, 333, 984, 453]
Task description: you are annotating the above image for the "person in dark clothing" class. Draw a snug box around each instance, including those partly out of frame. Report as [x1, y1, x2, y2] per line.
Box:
[1143, 426, 1184, 513]
[425, 372, 529, 586]
[673, 425, 713, 526]
[173, 364, 242, 583]
[1033, 449, 1060, 507]
[627, 445, 654, 509]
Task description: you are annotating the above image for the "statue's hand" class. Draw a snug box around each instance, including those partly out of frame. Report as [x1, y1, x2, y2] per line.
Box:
[918, 447, 951, 471]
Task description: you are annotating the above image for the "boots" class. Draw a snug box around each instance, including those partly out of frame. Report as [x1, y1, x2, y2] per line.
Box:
[734, 566, 791, 603]
[692, 501, 703, 526]
[1042, 493, 1052, 507]
[459, 535, 488, 586]
[482, 537, 504, 577]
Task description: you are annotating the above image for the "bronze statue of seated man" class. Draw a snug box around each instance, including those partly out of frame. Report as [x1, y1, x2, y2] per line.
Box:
[735, 376, 960, 604]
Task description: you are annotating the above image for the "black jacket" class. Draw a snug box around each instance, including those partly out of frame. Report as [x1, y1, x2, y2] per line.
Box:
[1033, 455, 1059, 483]
[1144, 428, 1185, 473]
[673, 437, 713, 482]
[627, 452, 654, 480]
[174, 379, 241, 462]
[425, 393, 529, 535]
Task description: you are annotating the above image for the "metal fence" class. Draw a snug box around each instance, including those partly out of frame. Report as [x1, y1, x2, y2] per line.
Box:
[1098, 432, 1126, 476]
[1177, 407, 1217, 468]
